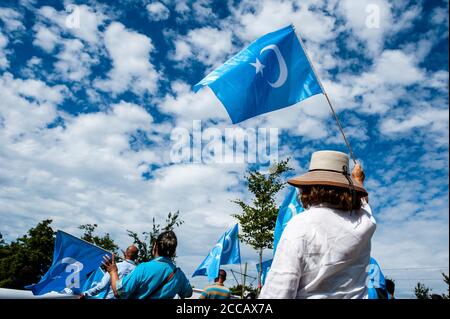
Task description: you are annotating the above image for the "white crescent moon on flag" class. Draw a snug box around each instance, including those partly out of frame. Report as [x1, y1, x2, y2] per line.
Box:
[222, 235, 232, 254]
[260, 44, 288, 88]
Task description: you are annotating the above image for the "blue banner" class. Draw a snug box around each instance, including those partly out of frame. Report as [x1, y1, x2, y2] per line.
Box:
[273, 186, 303, 255]
[25, 230, 111, 295]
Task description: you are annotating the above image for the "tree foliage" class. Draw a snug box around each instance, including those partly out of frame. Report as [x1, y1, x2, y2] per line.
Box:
[414, 282, 431, 299]
[0, 220, 55, 289]
[232, 159, 292, 289]
[126, 211, 184, 263]
[79, 224, 119, 254]
[414, 273, 449, 299]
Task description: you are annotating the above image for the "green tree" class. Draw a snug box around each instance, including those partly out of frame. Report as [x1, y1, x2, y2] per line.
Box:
[0, 220, 55, 289]
[414, 282, 431, 299]
[126, 211, 184, 263]
[78, 224, 119, 254]
[232, 159, 292, 291]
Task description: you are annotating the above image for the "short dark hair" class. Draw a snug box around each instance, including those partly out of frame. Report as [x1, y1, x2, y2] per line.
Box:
[155, 230, 177, 258]
[215, 269, 227, 282]
[385, 279, 395, 295]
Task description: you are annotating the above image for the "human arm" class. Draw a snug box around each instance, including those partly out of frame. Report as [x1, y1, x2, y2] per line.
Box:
[83, 271, 111, 298]
[178, 271, 193, 299]
[102, 254, 120, 298]
[258, 234, 302, 299]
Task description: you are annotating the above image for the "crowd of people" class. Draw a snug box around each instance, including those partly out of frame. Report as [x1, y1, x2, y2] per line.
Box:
[82, 150, 387, 299]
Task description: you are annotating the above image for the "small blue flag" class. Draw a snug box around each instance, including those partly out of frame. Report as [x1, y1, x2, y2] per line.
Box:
[193, 224, 241, 281]
[81, 267, 108, 299]
[367, 257, 388, 299]
[25, 230, 111, 295]
[273, 186, 303, 256]
[256, 259, 273, 286]
[193, 24, 323, 124]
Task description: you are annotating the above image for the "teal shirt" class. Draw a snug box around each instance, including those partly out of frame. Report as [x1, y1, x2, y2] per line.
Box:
[116, 257, 192, 299]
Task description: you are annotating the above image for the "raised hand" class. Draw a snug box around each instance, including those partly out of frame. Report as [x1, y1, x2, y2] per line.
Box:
[351, 162, 365, 186]
[102, 254, 118, 274]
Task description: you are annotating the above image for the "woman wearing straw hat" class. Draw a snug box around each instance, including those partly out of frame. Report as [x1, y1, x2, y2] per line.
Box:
[259, 150, 376, 299]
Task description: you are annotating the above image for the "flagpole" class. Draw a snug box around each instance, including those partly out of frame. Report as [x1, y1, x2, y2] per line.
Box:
[293, 25, 357, 164]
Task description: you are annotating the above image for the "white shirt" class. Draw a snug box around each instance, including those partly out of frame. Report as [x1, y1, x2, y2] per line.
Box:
[259, 203, 376, 299]
[84, 259, 136, 299]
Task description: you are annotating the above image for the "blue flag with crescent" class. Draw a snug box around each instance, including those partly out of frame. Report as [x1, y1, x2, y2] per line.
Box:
[273, 186, 303, 256]
[25, 230, 111, 295]
[192, 224, 241, 281]
[193, 24, 323, 124]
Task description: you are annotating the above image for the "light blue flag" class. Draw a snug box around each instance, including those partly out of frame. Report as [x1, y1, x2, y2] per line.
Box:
[367, 257, 388, 299]
[25, 230, 111, 295]
[273, 186, 303, 256]
[192, 224, 241, 281]
[256, 259, 273, 286]
[193, 24, 323, 124]
[81, 267, 108, 299]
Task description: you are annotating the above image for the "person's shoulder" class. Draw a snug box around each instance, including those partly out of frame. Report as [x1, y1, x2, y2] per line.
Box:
[284, 209, 321, 229]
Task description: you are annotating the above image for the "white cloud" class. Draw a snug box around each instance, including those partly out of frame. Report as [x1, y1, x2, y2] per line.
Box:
[94, 22, 159, 96]
[0, 72, 67, 137]
[0, 32, 8, 69]
[32, 24, 60, 53]
[230, 0, 336, 43]
[54, 38, 97, 82]
[380, 108, 449, 136]
[337, 0, 392, 56]
[158, 81, 229, 126]
[0, 7, 25, 32]
[146, 2, 170, 21]
[171, 27, 233, 68]
[36, 5, 105, 44]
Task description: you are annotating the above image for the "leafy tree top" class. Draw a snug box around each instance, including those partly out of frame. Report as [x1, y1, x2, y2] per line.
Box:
[232, 159, 292, 250]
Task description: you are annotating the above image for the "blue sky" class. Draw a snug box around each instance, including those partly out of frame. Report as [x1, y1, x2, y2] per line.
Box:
[0, 0, 448, 298]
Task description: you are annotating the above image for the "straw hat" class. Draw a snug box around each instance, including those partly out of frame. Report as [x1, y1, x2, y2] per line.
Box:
[288, 150, 368, 196]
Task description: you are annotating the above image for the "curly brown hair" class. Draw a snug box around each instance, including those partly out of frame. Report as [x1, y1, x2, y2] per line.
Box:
[299, 185, 363, 211]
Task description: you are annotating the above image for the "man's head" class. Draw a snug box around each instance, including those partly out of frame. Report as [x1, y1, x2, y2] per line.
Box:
[385, 279, 395, 298]
[215, 269, 227, 284]
[152, 230, 177, 258]
[124, 245, 138, 261]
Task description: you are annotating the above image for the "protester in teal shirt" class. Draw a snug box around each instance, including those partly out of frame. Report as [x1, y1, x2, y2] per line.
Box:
[103, 230, 193, 299]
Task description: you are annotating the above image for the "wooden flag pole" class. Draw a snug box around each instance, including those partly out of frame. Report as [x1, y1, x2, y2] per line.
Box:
[293, 25, 357, 164]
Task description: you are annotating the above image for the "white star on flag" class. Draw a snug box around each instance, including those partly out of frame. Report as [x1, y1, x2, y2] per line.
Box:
[250, 58, 265, 75]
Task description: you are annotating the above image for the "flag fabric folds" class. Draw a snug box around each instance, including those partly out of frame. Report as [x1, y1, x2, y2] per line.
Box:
[25, 230, 111, 295]
[193, 24, 323, 124]
[256, 259, 273, 286]
[273, 186, 303, 256]
[192, 224, 241, 281]
[81, 267, 108, 299]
